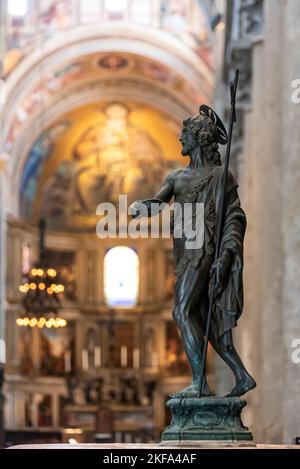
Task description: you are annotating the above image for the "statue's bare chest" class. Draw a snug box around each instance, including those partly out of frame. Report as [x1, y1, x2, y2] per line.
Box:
[173, 168, 215, 200]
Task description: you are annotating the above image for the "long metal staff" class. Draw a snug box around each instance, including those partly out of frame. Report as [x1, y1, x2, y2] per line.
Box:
[198, 70, 239, 397]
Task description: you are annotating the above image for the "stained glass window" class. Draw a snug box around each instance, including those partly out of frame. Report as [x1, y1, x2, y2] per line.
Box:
[104, 246, 139, 307]
[104, 0, 127, 13]
[8, 0, 28, 17]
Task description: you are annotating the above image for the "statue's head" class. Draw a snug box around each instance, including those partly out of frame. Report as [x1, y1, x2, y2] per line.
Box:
[180, 106, 227, 166]
[180, 114, 221, 165]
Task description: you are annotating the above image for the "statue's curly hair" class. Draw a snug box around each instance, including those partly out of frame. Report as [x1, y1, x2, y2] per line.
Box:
[183, 114, 221, 166]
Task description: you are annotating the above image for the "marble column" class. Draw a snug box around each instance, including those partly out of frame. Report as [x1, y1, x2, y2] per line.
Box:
[280, 0, 300, 444]
[238, 0, 300, 444]
[0, 154, 8, 444]
[0, 155, 8, 359]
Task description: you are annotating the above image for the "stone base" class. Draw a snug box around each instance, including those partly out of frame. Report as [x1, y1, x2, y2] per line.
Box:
[159, 440, 256, 447]
[161, 397, 253, 442]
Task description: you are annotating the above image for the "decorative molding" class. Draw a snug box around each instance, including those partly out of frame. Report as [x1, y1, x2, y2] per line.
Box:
[239, 0, 264, 39]
[2, 24, 214, 217]
[2, 24, 213, 150]
[9, 76, 188, 217]
[162, 397, 253, 441]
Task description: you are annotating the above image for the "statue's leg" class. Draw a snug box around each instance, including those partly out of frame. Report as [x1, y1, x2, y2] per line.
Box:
[171, 259, 212, 397]
[211, 331, 256, 397]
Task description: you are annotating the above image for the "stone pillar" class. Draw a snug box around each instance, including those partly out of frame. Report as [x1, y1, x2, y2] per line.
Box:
[239, 0, 285, 443]
[280, 0, 300, 444]
[0, 155, 8, 360]
[236, 0, 300, 444]
[0, 155, 9, 443]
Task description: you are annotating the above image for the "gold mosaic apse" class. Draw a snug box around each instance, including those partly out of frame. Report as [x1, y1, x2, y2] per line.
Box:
[22, 101, 183, 231]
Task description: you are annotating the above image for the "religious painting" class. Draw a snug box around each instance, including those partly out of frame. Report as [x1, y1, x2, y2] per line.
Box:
[38, 0, 74, 32]
[37, 395, 53, 427]
[40, 322, 74, 376]
[24, 392, 53, 428]
[19, 327, 34, 376]
[5, 50, 200, 152]
[46, 62, 85, 92]
[20, 100, 182, 230]
[5, 62, 84, 149]
[106, 321, 135, 369]
[98, 54, 130, 71]
[20, 121, 71, 219]
[135, 58, 185, 93]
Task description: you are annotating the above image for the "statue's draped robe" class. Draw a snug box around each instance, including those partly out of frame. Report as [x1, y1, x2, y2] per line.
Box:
[171, 166, 246, 342]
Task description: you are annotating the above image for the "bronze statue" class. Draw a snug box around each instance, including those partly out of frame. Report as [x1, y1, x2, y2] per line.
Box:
[0, 366, 4, 447]
[130, 103, 256, 399]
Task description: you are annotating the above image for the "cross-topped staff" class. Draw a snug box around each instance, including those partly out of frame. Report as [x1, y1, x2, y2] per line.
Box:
[198, 69, 239, 397]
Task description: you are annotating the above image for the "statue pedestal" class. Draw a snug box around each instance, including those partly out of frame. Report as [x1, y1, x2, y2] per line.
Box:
[161, 397, 253, 443]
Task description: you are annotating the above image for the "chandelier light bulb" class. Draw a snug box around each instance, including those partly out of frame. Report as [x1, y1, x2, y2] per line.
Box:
[17, 258, 66, 328]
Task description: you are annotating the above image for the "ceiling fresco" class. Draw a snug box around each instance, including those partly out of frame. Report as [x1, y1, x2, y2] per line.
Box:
[20, 100, 184, 231]
[5, 52, 208, 152]
[2, 0, 213, 78]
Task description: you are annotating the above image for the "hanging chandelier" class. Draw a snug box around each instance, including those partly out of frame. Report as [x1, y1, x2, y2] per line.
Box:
[17, 219, 67, 328]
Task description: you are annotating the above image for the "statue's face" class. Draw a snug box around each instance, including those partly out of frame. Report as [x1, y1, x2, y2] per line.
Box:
[180, 124, 197, 156]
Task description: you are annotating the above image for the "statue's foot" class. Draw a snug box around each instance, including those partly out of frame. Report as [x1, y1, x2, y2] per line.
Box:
[170, 383, 212, 398]
[226, 375, 256, 398]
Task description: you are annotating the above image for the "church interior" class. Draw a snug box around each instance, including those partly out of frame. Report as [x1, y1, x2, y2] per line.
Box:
[1, 0, 300, 447]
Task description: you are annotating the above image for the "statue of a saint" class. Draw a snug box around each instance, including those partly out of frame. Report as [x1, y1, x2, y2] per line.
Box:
[130, 110, 256, 398]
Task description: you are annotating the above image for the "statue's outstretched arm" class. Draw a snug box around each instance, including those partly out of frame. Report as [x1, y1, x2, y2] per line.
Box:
[129, 175, 174, 219]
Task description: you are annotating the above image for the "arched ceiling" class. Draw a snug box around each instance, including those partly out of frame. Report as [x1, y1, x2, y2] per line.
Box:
[4, 49, 212, 154]
[1, 12, 217, 224]
[20, 100, 184, 231]
[2, 0, 216, 80]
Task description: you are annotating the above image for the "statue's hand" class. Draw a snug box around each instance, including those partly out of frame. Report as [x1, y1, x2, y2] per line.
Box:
[129, 198, 165, 219]
[209, 249, 233, 298]
[129, 200, 145, 219]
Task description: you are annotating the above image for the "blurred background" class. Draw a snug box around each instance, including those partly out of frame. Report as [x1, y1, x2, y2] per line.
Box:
[0, 0, 300, 447]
